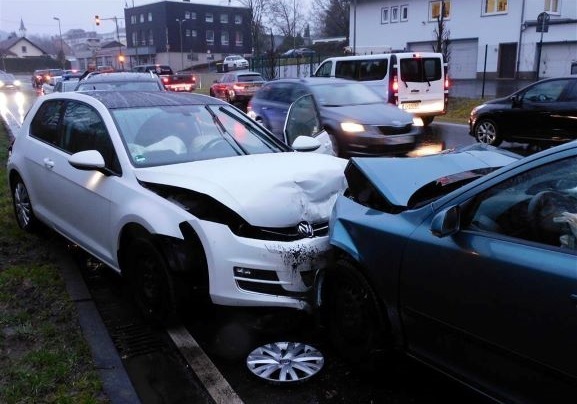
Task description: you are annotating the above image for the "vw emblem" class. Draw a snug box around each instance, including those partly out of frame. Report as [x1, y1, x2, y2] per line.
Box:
[297, 221, 314, 238]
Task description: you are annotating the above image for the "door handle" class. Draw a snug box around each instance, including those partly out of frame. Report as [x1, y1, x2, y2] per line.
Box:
[43, 158, 54, 169]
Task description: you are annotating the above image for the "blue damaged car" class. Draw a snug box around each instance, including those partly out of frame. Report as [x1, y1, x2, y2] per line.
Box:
[316, 142, 577, 402]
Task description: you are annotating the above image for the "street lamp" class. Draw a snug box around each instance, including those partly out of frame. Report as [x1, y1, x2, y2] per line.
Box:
[176, 18, 187, 71]
[53, 17, 64, 68]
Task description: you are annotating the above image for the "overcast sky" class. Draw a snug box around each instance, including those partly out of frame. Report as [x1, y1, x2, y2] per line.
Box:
[0, 0, 246, 37]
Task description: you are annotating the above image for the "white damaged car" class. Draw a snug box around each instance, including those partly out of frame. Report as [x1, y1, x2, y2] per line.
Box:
[7, 91, 347, 323]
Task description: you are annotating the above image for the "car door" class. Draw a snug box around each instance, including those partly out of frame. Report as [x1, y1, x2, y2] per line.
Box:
[540, 79, 577, 142]
[513, 78, 572, 142]
[400, 155, 577, 401]
[27, 100, 121, 263]
[254, 82, 295, 138]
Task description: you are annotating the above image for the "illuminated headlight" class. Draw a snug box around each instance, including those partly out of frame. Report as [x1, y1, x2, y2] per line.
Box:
[13, 80, 21, 86]
[412, 117, 424, 127]
[340, 122, 365, 133]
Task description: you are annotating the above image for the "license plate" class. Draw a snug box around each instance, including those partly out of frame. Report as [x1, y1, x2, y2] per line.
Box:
[384, 135, 415, 145]
[400, 102, 420, 110]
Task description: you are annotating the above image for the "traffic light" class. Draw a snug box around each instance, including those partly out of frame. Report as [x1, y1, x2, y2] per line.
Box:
[95, 15, 100, 26]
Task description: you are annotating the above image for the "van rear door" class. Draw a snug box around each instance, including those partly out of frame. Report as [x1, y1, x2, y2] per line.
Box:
[395, 53, 447, 118]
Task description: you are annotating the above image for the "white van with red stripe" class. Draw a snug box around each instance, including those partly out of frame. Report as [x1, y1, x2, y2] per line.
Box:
[313, 52, 448, 125]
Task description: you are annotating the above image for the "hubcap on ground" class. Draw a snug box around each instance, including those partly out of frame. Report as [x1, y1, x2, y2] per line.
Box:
[246, 341, 324, 383]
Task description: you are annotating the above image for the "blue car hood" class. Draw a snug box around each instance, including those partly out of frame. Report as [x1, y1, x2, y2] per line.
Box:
[352, 145, 520, 207]
[321, 103, 413, 125]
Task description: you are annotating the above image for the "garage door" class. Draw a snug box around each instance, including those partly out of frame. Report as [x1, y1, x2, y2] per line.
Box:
[409, 39, 478, 79]
[540, 42, 577, 78]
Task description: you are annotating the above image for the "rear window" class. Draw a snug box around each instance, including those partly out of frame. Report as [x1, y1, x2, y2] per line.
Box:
[237, 74, 264, 82]
[400, 57, 442, 82]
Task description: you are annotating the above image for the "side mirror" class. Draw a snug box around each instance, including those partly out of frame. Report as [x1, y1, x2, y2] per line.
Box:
[291, 136, 321, 152]
[511, 94, 521, 106]
[430, 205, 460, 237]
[68, 150, 111, 175]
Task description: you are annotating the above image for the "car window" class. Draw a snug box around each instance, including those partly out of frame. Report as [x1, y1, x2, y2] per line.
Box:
[315, 61, 332, 77]
[358, 60, 388, 81]
[267, 83, 295, 103]
[335, 61, 358, 80]
[464, 156, 577, 250]
[61, 101, 120, 173]
[564, 81, 577, 102]
[523, 79, 570, 103]
[284, 94, 321, 145]
[29, 100, 65, 146]
[310, 82, 383, 106]
[237, 74, 263, 82]
[400, 57, 442, 83]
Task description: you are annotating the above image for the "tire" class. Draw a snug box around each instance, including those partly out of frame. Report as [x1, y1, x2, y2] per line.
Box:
[323, 258, 391, 369]
[126, 236, 178, 326]
[11, 176, 39, 232]
[474, 118, 502, 146]
[421, 116, 434, 126]
[328, 134, 341, 157]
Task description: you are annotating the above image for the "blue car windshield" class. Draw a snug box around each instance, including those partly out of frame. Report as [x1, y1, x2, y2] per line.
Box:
[112, 104, 289, 167]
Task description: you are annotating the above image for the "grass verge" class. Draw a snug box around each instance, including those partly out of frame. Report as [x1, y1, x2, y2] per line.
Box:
[437, 97, 486, 125]
[0, 124, 108, 403]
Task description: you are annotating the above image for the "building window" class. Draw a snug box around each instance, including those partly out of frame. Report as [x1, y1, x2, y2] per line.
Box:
[206, 13, 213, 23]
[401, 4, 409, 21]
[21, 45, 27, 53]
[391, 6, 399, 22]
[148, 29, 154, 45]
[235, 15, 242, 24]
[483, 0, 508, 15]
[140, 13, 144, 23]
[206, 30, 214, 45]
[148, 12, 152, 22]
[132, 32, 138, 46]
[131, 15, 137, 24]
[430, 1, 451, 20]
[185, 11, 191, 19]
[191, 12, 196, 20]
[221, 31, 229, 45]
[381, 7, 389, 24]
[220, 14, 228, 23]
[235, 31, 243, 46]
[191, 29, 197, 37]
[186, 29, 191, 37]
[545, 0, 560, 14]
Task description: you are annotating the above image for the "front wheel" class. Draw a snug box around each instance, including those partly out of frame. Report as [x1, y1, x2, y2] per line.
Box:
[126, 237, 177, 326]
[12, 176, 39, 232]
[322, 259, 391, 369]
[474, 118, 502, 146]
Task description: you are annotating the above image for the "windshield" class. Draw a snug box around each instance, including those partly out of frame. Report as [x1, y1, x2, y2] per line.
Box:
[111, 104, 289, 167]
[310, 82, 383, 106]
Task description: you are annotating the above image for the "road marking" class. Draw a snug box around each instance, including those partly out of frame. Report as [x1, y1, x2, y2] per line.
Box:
[167, 325, 244, 404]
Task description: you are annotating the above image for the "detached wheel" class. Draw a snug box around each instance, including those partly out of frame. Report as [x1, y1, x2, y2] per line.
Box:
[474, 118, 502, 146]
[12, 176, 39, 232]
[126, 237, 177, 326]
[323, 259, 390, 369]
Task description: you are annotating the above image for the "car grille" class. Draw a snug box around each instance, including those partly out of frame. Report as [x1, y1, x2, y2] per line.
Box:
[239, 221, 329, 242]
[374, 123, 414, 136]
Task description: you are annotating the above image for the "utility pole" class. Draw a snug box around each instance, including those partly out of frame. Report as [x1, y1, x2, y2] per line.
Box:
[53, 17, 64, 69]
[176, 18, 187, 71]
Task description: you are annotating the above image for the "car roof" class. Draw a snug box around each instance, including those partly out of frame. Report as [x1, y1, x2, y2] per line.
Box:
[79, 72, 159, 82]
[45, 90, 227, 110]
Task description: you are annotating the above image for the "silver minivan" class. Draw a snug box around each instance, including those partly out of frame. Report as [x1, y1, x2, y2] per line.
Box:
[314, 52, 448, 125]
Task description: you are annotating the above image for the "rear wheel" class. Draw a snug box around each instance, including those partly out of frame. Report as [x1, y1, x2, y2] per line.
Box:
[126, 236, 177, 326]
[323, 259, 391, 370]
[474, 118, 502, 146]
[421, 116, 434, 126]
[11, 176, 39, 232]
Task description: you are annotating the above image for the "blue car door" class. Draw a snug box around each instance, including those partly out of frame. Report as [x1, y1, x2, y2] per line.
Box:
[400, 154, 577, 401]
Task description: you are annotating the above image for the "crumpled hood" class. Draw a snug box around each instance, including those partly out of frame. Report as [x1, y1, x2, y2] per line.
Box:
[352, 145, 520, 207]
[135, 152, 348, 226]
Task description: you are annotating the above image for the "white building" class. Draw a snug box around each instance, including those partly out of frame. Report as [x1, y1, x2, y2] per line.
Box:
[350, 0, 577, 79]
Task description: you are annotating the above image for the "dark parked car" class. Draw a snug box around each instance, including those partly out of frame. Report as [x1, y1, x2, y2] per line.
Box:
[317, 141, 577, 402]
[469, 76, 577, 147]
[209, 71, 265, 107]
[247, 77, 420, 157]
[75, 72, 166, 91]
[281, 48, 316, 58]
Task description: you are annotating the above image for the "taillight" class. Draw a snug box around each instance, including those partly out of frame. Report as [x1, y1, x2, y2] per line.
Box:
[389, 67, 399, 105]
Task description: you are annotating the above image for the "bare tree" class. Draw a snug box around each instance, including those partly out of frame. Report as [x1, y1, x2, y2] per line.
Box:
[237, 0, 271, 55]
[311, 0, 349, 38]
[432, 0, 451, 63]
[268, 0, 307, 39]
